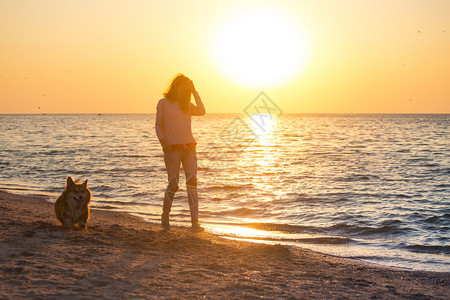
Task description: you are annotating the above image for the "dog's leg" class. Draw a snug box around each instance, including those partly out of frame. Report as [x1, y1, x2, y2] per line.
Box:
[63, 218, 74, 229]
[78, 221, 86, 229]
[78, 208, 89, 229]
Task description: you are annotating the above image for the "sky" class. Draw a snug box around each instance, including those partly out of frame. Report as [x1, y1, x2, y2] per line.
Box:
[1, 0, 449, 114]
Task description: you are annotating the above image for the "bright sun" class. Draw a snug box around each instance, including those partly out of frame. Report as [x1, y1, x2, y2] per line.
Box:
[209, 4, 310, 89]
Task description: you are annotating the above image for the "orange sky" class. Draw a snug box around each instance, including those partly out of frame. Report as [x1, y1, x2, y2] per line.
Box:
[1, 0, 449, 114]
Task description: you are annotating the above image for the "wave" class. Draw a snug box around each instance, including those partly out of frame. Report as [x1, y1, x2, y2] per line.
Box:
[236, 222, 414, 238]
[114, 154, 150, 158]
[197, 166, 213, 171]
[294, 236, 351, 245]
[223, 207, 260, 217]
[395, 194, 414, 199]
[436, 183, 450, 188]
[403, 244, 450, 255]
[90, 185, 115, 192]
[109, 167, 154, 173]
[38, 149, 77, 156]
[205, 184, 254, 191]
[94, 199, 145, 206]
[421, 214, 450, 226]
[242, 222, 317, 233]
[334, 174, 380, 182]
[228, 235, 352, 245]
[328, 223, 413, 237]
[234, 221, 414, 237]
[211, 222, 352, 245]
[131, 192, 152, 198]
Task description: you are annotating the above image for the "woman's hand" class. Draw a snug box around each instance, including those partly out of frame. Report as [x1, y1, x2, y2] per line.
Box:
[186, 80, 197, 94]
[160, 139, 170, 153]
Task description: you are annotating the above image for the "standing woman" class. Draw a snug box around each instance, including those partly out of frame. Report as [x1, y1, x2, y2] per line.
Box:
[155, 74, 206, 232]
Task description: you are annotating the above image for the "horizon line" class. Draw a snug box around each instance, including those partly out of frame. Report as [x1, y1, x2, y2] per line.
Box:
[1, 112, 449, 115]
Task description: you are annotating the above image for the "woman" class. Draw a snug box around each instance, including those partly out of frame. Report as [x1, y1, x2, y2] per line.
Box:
[155, 74, 206, 232]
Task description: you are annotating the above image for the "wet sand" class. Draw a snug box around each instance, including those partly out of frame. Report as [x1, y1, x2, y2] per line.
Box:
[0, 190, 448, 299]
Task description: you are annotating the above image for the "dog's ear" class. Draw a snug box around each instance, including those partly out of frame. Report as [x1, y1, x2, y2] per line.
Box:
[66, 176, 75, 188]
[82, 179, 88, 188]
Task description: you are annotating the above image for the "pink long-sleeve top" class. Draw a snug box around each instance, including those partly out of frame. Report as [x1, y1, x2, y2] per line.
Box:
[155, 93, 205, 145]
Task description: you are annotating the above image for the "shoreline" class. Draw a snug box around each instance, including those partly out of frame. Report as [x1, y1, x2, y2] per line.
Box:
[1, 190, 449, 299]
[3, 185, 447, 273]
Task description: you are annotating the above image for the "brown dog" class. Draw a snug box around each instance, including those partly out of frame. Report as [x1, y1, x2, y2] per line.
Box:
[54, 176, 91, 229]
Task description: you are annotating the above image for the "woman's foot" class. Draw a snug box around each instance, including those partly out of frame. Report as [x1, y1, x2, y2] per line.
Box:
[191, 220, 204, 232]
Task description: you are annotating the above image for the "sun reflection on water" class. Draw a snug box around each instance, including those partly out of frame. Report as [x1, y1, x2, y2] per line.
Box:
[202, 114, 288, 238]
[237, 114, 284, 193]
[207, 224, 276, 240]
[245, 113, 280, 163]
[249, 113, 277, 142]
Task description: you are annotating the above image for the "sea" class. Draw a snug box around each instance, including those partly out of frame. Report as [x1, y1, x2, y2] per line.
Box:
[0, 113, 448, 272]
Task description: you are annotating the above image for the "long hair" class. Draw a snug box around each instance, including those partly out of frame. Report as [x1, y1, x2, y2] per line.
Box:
[164, 74, 191, 112]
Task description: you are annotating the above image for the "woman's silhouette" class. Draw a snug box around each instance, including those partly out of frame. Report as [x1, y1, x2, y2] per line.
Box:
[155, 74, 206, 232]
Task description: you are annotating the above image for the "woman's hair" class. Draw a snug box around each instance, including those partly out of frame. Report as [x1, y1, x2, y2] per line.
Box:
[164, 74, 191, 112]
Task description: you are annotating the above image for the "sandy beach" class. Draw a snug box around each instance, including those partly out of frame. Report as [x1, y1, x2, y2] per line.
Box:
[0, 190, 448, 299]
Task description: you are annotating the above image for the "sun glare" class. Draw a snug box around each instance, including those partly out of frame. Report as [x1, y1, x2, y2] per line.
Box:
[250, 113, 277, 138]
[209, 4, 310, 89]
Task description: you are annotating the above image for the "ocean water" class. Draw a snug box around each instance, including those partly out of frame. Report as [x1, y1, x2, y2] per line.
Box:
[0, 113, 448, 272]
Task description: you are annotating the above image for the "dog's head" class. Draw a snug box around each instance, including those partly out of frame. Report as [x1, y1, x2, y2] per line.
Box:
[65, 176, 91, 209]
